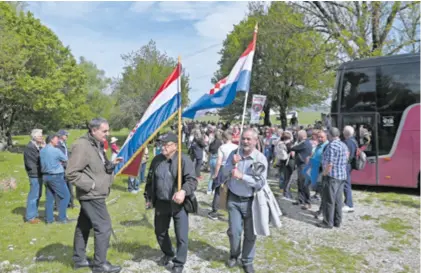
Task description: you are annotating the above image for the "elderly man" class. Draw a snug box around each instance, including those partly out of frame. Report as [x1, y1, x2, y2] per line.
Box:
[144, 132, 197, 273]
[291, 130, 313, 209]
[318, 127, 349, 229]
[40, 134, 69, 224]
[57, 129, 75, 208]
[23, 129, 45, 224]
[66, 118, 123, 273]
[342, 125, 357, 213]
[223, 128, 268, 273]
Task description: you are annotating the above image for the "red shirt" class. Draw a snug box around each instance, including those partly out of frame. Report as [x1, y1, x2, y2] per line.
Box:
[103, 140, 109, 151]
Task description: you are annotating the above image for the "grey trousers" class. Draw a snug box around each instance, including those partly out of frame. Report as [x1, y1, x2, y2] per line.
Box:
[73, 199, 112, 267]
[322, 177, 345, 227]
[227, 192, 256, 266]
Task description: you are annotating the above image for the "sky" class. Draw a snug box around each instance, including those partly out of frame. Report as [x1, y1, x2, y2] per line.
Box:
[27, 1, 251, 104]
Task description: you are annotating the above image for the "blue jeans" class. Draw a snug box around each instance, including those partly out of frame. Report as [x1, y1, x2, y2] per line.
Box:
[227, 192, 256, 266]
[344, 164, 353, 208]
[43, 174, 70, 223]
[208, 155, 217, 192]
[139, 163, 147, 183]
[25, 176, 43, 221]
[128, 176, 140, 192]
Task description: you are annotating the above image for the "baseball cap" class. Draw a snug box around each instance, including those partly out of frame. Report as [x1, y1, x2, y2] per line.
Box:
[160, 132, 178, 143]
[57, 129, 69, 136]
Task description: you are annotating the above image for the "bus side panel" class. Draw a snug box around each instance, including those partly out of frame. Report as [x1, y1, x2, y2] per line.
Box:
[379, 105, 420, 188]
[351, 163, 377, 186]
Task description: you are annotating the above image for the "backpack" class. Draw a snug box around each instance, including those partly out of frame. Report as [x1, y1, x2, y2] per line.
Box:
[275, 141, 288, 161]
[350, 139, 367, 170]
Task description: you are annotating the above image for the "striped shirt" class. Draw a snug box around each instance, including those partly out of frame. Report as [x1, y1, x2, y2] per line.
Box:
[322, 139, 348, 180]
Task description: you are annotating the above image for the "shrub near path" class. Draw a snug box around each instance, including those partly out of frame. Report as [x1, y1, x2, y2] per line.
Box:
[0, 130, 419, 273]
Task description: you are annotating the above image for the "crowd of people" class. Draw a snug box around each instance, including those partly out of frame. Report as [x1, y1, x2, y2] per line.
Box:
[21, 116, 368, 273]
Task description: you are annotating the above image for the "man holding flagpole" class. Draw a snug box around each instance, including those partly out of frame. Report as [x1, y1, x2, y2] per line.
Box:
[144, 131, 197, 273]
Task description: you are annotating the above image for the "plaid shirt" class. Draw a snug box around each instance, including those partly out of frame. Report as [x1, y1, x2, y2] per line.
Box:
[322, 139, 348, 180]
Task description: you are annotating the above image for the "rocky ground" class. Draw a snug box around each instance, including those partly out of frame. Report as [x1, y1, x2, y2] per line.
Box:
[1, 170, 419, 273]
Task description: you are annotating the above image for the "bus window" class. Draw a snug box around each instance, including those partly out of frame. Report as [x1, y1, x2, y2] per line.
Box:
[377, 62, 420, 112]
[342, 115, 376, 157]
[377, 113, 403, 155]
[341, 68, 376, 112]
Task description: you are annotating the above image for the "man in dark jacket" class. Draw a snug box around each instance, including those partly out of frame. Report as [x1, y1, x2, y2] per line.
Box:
[144, 132, 198, 273]
[291, 130, 313, 209]
[66, 118, 123, 273]
[23, 129, 45, 224]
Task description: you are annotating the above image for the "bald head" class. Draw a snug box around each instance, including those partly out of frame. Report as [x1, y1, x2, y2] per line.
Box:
[329, 127, 341, 138]
[298, 130, 307, 141]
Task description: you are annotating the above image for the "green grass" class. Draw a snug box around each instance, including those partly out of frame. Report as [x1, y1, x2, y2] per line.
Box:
[359, 191, 420, 209]
[387, 246, 401, 252]
[314, 246, 365, 273]
[360, 215, 377, 221]
[380, 218, 412, 238]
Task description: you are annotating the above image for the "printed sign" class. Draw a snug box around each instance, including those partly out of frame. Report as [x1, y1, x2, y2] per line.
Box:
[382, 116, 394, 127]
[250, 95, 266, 124]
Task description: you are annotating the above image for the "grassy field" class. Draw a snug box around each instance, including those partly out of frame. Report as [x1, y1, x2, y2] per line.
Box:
[195, 111, 321, 126]
[0, 129, 419, 273]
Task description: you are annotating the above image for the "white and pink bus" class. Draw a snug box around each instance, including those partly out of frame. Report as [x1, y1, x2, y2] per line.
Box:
[330, 53, 420, 188]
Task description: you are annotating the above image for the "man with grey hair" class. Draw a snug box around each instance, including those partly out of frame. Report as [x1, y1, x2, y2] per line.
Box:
[291, 130, 313, 209]
[23, 129, 45, 224]
[66, 118, 123, 273]
[318, 127, 349, 229]
[223, 128, 268, 273]
[342, 125, 357, 212]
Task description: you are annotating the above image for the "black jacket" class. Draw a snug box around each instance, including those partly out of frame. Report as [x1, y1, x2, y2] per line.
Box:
[57, 141, 69, 169]
[23, 141, 41, 178]
[291, 139, 313, 166]
[144, 152, 197, 208]
[189, 138, 206, 160]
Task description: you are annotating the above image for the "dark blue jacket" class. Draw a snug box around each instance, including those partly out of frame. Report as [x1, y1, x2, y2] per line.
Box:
[344, 137, 357, 165]
[291, 139, 313, 166]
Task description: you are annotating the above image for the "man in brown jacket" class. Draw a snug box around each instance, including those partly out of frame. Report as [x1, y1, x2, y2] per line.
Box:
[66, 118, 123, 273]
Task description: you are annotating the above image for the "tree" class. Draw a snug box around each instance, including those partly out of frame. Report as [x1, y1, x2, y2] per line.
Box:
[294, 1, 420, 60]
[0, 3, 89, 149]
[215, 2, 335, 128]
[110, 40, 191, 130]
[78, 57, 114, 120]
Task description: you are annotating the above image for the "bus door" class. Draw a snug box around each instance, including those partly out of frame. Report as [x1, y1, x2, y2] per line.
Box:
[341, 113, 379, 186]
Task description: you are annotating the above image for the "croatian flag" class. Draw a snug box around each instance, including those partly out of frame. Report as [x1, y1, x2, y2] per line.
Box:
[182, 27, 257, 119]
[114, 64, 181, 176]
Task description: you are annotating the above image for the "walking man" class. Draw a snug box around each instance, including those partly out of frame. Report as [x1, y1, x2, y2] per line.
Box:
[24, 129, 45, 224]
[342, 125, 356, 212]
[66, 118, 123, 273]
[144, 132, 198, 273]
[40, 134, 70, 224]
[291, 130, 313, 209]
[318, 127, 349, 229]
[223, 129, 268, 273]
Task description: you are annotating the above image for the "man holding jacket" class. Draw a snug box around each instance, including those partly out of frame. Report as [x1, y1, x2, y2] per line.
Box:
[144, 132, 197, 273]
[66, 118, 123, 273]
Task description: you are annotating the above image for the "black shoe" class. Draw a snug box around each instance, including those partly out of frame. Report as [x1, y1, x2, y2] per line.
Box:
[316, 223, 333, 229]
[92, 262, 121, 273]
[158, 255, 174, 266]
[226, 258, 238, 268]
[314, 210, 321, 219]
[208, 211, 218, 220]
[243, 264, 255, 273]
[292, 201, 301, 206]
[57, 218, 77, 224]
[74, 259, 91, 270]
[171, 266, 184, 273]
[334, 223, 341, 228]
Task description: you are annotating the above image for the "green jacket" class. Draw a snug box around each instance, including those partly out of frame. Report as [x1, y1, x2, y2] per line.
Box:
[66, 133, 115, 200]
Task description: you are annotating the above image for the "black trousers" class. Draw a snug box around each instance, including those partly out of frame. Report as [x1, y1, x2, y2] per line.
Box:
[297, 165, 311, 204]
[67, 180, 74, 207]
[154, 201, 189, 267]
[322, 177, 345, 227]
[73, 198, 112, 267]
[194, 159, 202, 177]
[282, 165, 294, 198]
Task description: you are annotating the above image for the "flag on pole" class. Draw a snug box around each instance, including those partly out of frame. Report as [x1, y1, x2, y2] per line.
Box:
[182, 27, 257, 119]
[114, 64, 182, 176]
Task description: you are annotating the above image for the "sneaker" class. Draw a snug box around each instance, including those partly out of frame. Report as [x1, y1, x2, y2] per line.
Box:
[27, 218, 41, 224]
[208, 211, 218, 220]
[158, 255, 174, 267]
[131, 190, 139, 195]
[206, 191, 212, 195]
[226, 258, 238, 268]
[342, 205, 354, 212]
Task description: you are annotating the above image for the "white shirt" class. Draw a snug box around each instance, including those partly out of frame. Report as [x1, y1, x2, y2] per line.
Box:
[218, 142, 238, 166]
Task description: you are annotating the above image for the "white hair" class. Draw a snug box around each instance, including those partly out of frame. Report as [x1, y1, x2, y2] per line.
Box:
[31, 129, 42, 140]
[343, 125, 355, 138]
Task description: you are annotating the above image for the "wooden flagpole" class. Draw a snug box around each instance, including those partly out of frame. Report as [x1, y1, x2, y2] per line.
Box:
[177, 56, 182, 191]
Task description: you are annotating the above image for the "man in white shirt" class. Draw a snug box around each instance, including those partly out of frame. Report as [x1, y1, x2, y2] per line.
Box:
[208, 130, 238, 220]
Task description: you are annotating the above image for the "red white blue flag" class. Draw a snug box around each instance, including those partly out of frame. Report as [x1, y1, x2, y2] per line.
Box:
[114, 64, 181, 176]
[182, 26, 257, 119]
